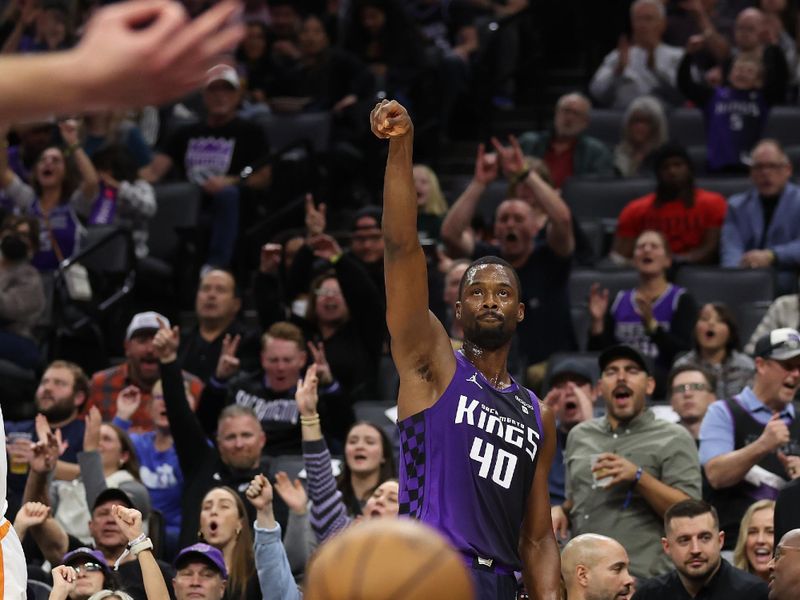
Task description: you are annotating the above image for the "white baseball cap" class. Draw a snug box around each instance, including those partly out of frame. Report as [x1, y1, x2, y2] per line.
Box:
[126, 311, 169, 340]
[205, 64, 240, 90]
[754, 328, 800, 361]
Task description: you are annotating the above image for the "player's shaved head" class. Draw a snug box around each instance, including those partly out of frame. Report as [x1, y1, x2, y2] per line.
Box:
[561, 534, 633, 600]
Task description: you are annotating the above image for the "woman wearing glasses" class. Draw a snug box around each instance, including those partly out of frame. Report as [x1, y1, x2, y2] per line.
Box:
[51, 548, 123, 600]
[673, 302, 755, 399]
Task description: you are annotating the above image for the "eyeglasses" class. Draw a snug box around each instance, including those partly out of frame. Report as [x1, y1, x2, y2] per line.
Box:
[314, 288, 341, 298]
[670, 382, 711, 395]
[751, 162, 789, 172]
[770, 358, 800, 373]
[70, 563, 104, 574]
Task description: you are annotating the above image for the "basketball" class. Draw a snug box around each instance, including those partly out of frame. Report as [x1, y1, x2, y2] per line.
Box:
[304, 519, 475, 600]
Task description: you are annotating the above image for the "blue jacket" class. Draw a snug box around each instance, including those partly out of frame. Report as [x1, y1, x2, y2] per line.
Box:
[721, 182, 800, 267]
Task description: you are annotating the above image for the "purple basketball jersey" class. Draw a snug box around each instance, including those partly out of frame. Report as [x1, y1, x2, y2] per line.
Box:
[612, 284, 685, 362]
[398, 351, 543, 570]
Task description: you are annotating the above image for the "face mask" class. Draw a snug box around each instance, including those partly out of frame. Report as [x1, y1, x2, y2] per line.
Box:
[1, 234, 29, 261]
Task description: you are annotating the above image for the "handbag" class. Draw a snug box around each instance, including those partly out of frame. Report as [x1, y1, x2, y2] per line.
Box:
[47, 216, 92, 302]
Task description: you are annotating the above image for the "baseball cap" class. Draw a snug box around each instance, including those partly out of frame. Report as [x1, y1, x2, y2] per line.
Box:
[351, 206, 382, 231]
[92, 487, 150, 521]
[63, 547, 110, 573]
[598, 344, 652, 375]
[547, 358, 597, 389]
[206, 64, 240, 90]
[754, 328, 800, 360]
[175, 543, 228, 579]
[125, 311, 168, 341]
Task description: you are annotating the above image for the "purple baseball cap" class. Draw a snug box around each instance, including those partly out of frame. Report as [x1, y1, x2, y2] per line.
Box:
[174, 543, 228, 579]
[63, 547, 110, 573]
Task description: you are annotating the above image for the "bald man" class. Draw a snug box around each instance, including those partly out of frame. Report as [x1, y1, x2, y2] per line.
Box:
[768, 529, 800, 600]
[562, 534, 635, 600]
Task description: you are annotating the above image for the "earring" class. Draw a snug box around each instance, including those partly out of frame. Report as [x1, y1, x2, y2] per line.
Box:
[235, 528, 241, 537]
[197, 530, 204, 541]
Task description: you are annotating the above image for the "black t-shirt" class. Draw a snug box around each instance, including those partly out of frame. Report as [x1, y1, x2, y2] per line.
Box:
[472, 236, 576, 366]
[633, 559, 768, 600]
[160, 118, 268, 184]
[760, 194, 780, 246]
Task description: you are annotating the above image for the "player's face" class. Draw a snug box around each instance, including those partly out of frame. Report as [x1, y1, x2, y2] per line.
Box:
[345, 423, 384, 476]
[88, 501, 127, 551]
[173, 561, 227, 600]
[768, 534, 800, 600]
[363, 481, 399, 518]
[261, 338, 306, 394]
[216, 415, 266, 470]
[36, 366, 81, 420]
[125, 331, 160, 386]
[599, 359, 653, 424]
[456, 264, 523, 351]
[670, 371, 714, 425]
[745, 507, 774, 579]
[663, 514, 723, 583]
[200, 488, 243, 548]
[584, 541, 634, 600]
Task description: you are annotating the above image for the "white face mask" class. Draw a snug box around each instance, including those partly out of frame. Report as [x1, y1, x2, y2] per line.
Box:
[292, 299, 308, 319]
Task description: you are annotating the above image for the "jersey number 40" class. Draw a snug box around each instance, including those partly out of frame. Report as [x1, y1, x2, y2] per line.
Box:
[470, 437, 518, 489]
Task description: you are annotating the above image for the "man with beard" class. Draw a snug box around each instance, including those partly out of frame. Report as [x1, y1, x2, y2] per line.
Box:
[372, 99, 560, 600]
[611, 143, 726, 265]
[85, 312, 203, 432]
[768, 529, 800, 600]
[542, 360, 599, 505]
[633, 500, 768, 599]
[700, 327, 800, 548]
[518, 92, 613, 189]
[561, 533, 634, 600]
[552, 344, 701, 578]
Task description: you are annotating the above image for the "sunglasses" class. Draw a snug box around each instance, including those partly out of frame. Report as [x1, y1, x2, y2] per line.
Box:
[671, 382, 710, 395]
[70, 562, 104, 574]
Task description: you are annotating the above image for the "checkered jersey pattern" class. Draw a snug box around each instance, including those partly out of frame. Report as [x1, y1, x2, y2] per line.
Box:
[399, 412, 427, 518]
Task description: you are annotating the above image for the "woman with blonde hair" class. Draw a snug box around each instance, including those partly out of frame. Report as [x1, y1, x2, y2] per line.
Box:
[413, 164, 447, 241]
[614, 96, 668, 178]
[733, 499, 775, 581]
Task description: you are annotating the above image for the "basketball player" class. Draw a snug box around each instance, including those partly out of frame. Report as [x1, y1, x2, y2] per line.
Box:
[0, 0, 243, 124]
[371, 99, 560, 600]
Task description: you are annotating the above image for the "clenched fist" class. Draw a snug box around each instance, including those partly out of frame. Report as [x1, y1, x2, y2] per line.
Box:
[370, 100, 413, 139]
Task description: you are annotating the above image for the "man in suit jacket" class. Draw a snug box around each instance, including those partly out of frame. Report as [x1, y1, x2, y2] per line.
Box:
[721, 139, 800, 295]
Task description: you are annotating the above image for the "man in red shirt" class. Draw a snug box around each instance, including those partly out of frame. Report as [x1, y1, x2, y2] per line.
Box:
[611, 144, 727, 264]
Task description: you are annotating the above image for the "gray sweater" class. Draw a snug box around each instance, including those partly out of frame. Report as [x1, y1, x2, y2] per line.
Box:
[0, 261, 44, 338]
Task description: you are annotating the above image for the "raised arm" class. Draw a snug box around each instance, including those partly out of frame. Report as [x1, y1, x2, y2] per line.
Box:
[372, 99, 455, 419]
[519, 405, 560, 600]
[111, 505, 168, 600]
[59, 119, 100, 202]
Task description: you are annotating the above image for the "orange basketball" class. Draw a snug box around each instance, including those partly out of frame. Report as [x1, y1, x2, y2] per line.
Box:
[304, 519, 475, 600]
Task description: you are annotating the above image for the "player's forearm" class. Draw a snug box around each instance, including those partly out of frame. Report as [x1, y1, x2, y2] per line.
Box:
[382, 133, 419, 254]
[636, 471, 691, 517]
[705, 444, 770, 489]
[521, 535, 561, 600]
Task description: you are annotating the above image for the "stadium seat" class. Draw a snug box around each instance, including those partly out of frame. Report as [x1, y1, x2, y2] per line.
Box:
[764, 106, 800, 145]
[687, 146, 707, 174]
[668, 107, 706, 147]
[0, 359, 37, 421]
[561, 178, 655, 223]
[146, 183, 202, 265]
[255, 111, 332, 154]
[568, 268, 639, 308]
[695, 177, 750, 199]
[570, 307, 592, 352]
[674, 267, 775, 308]
[585, 109, 624, 147]
[353, 400, 396, 428]
[736, 301, 772, 348]
[270, 454, 307, 482]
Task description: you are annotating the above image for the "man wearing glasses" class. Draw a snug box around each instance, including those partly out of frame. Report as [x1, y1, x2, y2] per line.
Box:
[668, 364, 717, 443]
[721, 139, 800, 295]
[700, 328, 800, 550]
[767, 529, 800, 600]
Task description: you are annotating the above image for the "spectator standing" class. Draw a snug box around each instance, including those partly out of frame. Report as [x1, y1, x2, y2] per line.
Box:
[674, 303, 755, 399]
[590, 0, 685, 109]
[552, 345, 701, 578]
[721, 140, 800, 296]
[613, 95, 668, 178]
[730, 8, 788, 103]
[611, 144, 727, 265]
[518, 93, 614, 189]
[668, 364, 717, 443]
[700, 327, 800, 548]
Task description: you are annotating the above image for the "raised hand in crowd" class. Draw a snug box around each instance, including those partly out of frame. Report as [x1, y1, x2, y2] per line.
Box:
[13, 501, 50, 540]
[152, 318, 180, 363]
[29, 430, 61, 475]
[116, 385, 142, 422]
[615, 34, 630, 74]
[111, 504, 144, 542]
[49, 566, 78, 600]
[306, 341, 332, 386]
[473, 143, 498, 185]
[588, 283, 610, 334]
[305, 193, 327, 237]
[246, 473, 277, 529]
[260, 243, 282, 275]
[273, 471, 308, 516]
[295, 363, 319, 417]
[491, 134, 526, 179]
[58, 118, 81, 148]
[308, 234, 342, 262]
[215, 333, 241, 381]
[82, 406, 102, 453]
